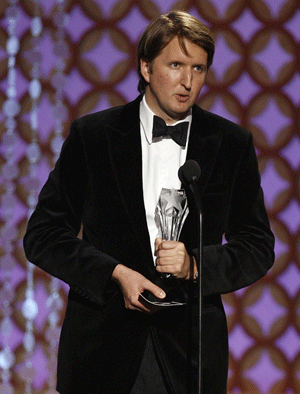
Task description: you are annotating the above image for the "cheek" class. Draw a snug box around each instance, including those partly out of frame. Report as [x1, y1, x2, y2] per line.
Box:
[192, 79, 205, 95]
[151, 71, 177, 94]
[157, 72, 170, 87]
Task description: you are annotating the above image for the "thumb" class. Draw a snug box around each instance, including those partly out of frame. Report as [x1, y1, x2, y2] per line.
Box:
[144, 279, 166, 299]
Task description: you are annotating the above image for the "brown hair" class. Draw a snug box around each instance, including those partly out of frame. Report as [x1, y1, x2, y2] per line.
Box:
[137, 10, 215, 93]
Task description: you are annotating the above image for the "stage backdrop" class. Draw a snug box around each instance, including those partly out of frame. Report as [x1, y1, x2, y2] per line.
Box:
[0, 0, 299, 393]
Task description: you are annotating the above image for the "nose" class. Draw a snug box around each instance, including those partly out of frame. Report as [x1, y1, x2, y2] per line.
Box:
[181, 68, 192, 90]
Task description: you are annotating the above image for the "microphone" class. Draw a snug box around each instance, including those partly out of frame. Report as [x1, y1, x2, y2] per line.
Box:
[178, 160, 201, 185]
[178, 160, 201, 210]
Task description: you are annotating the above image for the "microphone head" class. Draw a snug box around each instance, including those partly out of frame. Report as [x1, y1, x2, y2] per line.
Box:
[178, 160, 201, 185]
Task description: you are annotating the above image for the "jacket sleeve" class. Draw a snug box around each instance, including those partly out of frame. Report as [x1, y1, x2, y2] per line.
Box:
[201, 132, 275, 296]
[23, 120, 120, 306]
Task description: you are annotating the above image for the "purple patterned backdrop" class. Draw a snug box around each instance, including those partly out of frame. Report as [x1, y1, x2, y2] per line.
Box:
[0, 0, 300, 393]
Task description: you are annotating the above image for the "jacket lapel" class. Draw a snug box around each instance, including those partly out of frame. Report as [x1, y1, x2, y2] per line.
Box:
[179, 105, 225, 248]
[105, 97, 154, 265]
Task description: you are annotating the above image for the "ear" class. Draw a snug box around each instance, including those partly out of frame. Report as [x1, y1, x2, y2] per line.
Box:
[140, 59, 151, 83]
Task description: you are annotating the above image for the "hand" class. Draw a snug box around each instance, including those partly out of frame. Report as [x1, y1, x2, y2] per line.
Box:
[112, 264, 166, 313]
[155, 238, 193, 279]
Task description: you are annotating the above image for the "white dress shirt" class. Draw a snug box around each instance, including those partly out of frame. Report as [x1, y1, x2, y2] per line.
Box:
[140, 95, 192, 262]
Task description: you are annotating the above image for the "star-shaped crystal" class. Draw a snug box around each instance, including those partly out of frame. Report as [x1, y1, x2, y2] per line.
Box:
[163, 188, 185, 213]
[155, 188, 189, 240]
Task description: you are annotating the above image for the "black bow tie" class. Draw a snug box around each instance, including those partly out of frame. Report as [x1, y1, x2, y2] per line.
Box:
[152, 115, 189, 147]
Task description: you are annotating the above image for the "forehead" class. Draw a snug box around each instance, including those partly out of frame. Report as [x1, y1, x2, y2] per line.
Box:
[157, 36, 208, 63]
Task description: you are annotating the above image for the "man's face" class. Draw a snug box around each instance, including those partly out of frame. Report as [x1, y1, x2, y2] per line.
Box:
[140, 36, 208, 124]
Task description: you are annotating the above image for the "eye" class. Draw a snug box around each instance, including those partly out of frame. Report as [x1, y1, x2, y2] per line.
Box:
[195, 65, 206, 73]
[172, 62, 179, 68]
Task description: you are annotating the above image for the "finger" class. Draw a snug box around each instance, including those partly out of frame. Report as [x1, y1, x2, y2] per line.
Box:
[156, 249, 181, 259]
[134, 301, 152, 313]
[156, 265, 173, 274]
[144, 280, 166, 299]
[157, 240, 183, 252]
[156, 256, 176, 267]
[155, 237, 164, 253]
[125, 296, 152, 313]
[157, 251, 186, 265]
[130, 302, 152, 314]
[156, 263, 178, 273]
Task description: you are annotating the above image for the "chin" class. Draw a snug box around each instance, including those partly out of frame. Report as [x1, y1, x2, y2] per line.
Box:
[173, 108, 190, 119]
[175, 102, 192, 112]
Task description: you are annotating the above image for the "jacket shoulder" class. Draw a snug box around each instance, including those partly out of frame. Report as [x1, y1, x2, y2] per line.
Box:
[73, 105, 125, 130]
[72, 95, 142, 133]
[197, 106, 251, 141]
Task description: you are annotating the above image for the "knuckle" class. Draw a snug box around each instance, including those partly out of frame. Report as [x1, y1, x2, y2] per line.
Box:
[128, 296, 135, 304]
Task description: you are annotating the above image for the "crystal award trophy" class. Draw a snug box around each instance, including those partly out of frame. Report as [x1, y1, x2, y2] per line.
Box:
[140, 188, 189, 307]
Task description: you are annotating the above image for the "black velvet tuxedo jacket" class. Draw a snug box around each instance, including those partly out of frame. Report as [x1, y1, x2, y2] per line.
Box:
[24, 95, 274, 393]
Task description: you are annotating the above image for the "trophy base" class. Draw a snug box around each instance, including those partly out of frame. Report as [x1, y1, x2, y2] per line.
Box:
[141, 275, 189, 306]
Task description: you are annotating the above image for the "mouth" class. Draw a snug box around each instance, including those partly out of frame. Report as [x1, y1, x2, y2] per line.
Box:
[175, 94, 190, 103]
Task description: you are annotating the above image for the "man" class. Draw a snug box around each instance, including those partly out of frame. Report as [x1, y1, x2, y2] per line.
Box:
[23, 10, 274, 394]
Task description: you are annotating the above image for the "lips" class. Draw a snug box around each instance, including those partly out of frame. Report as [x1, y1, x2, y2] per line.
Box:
[175, 94, 190, 102]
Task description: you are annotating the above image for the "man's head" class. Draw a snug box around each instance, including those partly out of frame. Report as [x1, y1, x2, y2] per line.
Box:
[137, 10, 215, 94]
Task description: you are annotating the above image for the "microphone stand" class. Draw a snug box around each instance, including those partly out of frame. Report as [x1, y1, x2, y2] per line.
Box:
[178, 160, 202, 394]
[186, 180, 203, 394]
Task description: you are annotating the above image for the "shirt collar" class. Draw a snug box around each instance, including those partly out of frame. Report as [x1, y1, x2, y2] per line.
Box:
[140, 95, 192, 146]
